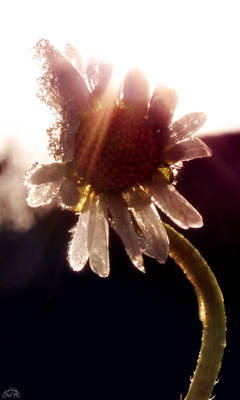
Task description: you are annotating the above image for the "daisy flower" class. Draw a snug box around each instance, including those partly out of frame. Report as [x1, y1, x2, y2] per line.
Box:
[25, 39, 212, 277]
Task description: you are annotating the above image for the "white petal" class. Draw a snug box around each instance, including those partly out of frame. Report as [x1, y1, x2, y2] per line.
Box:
[88, 199, 110, 278]
[26, 180, 62, 208]
[162, 137, 212, 163]
[127, 188, 169, 264]
[149, 85, 178, 129]
[68, 211, 90, 271]
[94, 62, 114, 96]
[146, 173, 203, 229]
[169, 112, 207, 142]
[58, 178, 80, 208]
[27, 163, 65, 185]
[106, 193, 145, 272]
[123, 69, 149, 111]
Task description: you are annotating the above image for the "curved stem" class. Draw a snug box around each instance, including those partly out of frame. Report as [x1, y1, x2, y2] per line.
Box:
[164, 224, 226, 400]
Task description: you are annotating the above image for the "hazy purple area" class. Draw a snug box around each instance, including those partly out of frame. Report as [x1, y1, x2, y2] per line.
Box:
[0, 133, 239, 399]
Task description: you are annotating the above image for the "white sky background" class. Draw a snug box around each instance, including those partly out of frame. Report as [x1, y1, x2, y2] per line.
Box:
[1, 0, 240, 161]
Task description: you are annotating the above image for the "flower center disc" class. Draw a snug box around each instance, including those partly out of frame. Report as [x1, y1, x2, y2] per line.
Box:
[73, 106, 162, 191]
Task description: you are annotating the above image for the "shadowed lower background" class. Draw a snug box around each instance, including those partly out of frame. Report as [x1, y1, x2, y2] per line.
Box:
[0, 133, 239, 399]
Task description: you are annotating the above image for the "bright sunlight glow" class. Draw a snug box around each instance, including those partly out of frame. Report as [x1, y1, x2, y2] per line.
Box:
[1, 0, 240, 163]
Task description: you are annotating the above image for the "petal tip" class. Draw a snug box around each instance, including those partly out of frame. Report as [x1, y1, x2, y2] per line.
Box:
[205, 146, 213, 157]
[98, 270, 110, 278]
[193, 220, 204, 229]
[189, 214, 203, 229]
[123, 68, 149, 110]
[135, 263, 145, 273]
[198, 112, 207, 124]
[156, 252, 169, 265]
[69, 264, 85, 272]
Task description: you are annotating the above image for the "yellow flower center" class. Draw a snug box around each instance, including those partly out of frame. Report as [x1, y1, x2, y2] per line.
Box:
[73, 105, 162, 191]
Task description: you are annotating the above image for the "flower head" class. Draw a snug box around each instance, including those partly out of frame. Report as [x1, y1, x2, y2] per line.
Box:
[25, 39, 212, 277]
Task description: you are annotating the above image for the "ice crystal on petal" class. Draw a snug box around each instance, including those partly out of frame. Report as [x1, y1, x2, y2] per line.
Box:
[26, 181, 63, 208]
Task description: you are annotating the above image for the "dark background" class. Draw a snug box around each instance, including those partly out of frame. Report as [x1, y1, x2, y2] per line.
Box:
[0, 133, 239, 399]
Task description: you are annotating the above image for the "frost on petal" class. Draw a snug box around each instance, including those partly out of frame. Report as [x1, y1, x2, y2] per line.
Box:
[123, 68, 149, 111]
[146, 173, 203, 229]
[162, 138, 212, 163]
[58, 178, 80, 209]
[87, 199, 110, 277]
[106, 193, 145, 272]
[34, 39, 90, 113]
[127, 188, 169, 264]
[34, 39, 89, 162]
[68, 211, 90, 271]
[149, 85, 178, 130]
[169, 112, 207, 143]
[27, 163, 65, 185]
[26, 181, 62, 208]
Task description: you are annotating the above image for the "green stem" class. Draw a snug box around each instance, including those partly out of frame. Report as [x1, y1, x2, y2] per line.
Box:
[164, 224, 226, 400]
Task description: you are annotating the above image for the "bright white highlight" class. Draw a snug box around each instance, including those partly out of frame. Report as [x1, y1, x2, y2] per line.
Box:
[0, 0, 240, 161]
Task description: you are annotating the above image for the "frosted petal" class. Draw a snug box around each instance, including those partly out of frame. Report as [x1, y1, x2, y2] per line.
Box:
[68, 211, 90, 271]
[128, 188, 169, 264]
[169, 112, 207, 143]
[26, 180, 62, 208]
[35, 39, 90, 112]
[28, 163, 65, 185]
[107, 193, 145, 272]
[58, 178, 80, 208]
[162, 138, 212, 163]
[88, 199, 110, 277]
[146, 173, 203, 229]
